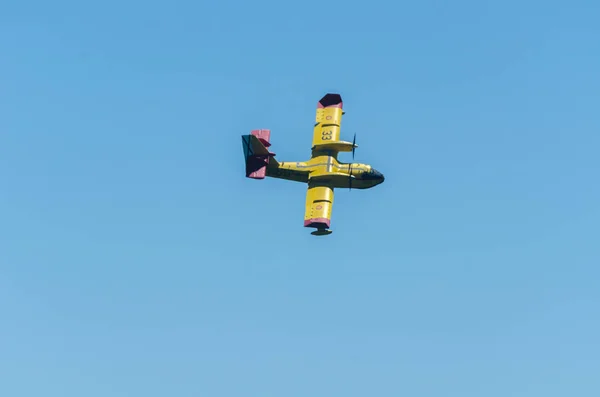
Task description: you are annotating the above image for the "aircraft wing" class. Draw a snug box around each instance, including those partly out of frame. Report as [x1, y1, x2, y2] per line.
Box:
[311, 93, 344, 148]
[304, 183, 334, 231]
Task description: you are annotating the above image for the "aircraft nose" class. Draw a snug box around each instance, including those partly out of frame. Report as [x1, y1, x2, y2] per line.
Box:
[372, 168, 385, 181]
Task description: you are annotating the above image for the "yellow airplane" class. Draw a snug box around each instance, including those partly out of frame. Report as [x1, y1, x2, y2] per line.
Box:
[241, 93, 385, 236]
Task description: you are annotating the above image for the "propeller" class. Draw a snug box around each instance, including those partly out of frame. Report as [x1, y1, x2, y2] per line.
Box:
[349, 163, 353, 191]
[349, 133, 357, 191]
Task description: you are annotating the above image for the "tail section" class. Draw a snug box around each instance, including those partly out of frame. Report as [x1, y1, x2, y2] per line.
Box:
[241, 129, 277, 179]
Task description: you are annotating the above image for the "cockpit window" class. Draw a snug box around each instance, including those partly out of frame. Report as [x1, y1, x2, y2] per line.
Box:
[363, 168, 383, 179]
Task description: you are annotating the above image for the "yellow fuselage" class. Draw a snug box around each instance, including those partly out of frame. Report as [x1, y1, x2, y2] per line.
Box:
[266, 150, 385, 189]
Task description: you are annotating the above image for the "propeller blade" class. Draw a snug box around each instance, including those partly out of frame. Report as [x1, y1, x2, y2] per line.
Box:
[352, 133, 356, 160]
[349, 163, 352, 191]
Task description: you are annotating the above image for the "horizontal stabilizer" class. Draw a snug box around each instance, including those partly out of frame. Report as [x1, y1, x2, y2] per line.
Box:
[243, 133, 269, 156]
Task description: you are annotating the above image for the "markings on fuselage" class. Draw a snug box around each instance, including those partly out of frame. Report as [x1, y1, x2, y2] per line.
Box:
[282, 162, 365, 172]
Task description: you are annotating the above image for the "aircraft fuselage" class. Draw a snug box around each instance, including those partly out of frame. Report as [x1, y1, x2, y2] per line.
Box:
[266, 152, 384, 189]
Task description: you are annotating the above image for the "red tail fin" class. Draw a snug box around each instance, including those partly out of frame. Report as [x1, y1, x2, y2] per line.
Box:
[241, 129, 276, 179]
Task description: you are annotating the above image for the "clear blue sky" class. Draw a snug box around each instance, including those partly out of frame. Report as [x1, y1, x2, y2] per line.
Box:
[1, 0, 599, 395]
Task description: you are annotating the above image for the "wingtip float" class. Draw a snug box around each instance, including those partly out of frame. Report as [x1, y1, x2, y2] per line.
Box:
[241, 93, 385, 236]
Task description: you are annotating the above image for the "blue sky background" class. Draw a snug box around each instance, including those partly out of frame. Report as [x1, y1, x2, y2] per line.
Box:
[1, 0, 599, 395]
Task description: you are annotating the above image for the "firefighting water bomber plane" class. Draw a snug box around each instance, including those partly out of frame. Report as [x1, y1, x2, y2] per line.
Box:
[241, 93, 385, 236]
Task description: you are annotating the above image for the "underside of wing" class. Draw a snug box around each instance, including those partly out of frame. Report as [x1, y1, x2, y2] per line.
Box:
[304, 184, 334, 233]
[312, 94, 344, 147]
[310, 94, 356, 157]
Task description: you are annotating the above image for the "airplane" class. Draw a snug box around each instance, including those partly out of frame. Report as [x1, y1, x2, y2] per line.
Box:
[241, 93, 385, 236]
